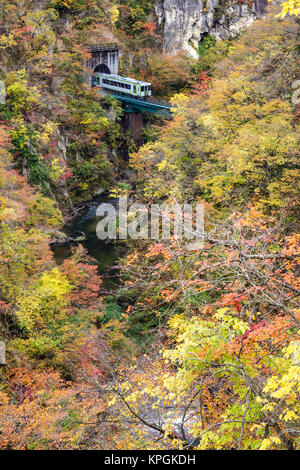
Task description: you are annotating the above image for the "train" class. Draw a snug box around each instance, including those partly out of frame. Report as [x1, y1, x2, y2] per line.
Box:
[92, 73, 152, 100]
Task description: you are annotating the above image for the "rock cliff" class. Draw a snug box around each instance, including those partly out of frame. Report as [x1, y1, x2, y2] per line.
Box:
[155, 0, 268, 58]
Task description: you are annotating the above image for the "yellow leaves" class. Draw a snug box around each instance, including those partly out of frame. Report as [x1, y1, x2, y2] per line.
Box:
[198, 430, 220, 450]
[274, 0, 300, 17]
[280, 410, 299, 422]
[40, 267, 72, 299]
[125, 391, 139, 403]
[260, 341, 300, 436]
[0, 391, 9, 406]
[38, 121, 58, 145]
[260, 436, 281, 450]
[80, 113, 109, 132]
[215, 308, 249, 335]
[0, 33, 17, 49]
[263, 343, 300, 399]
[27, 194, 63, 227]
[170, 93, 190, 116]
[79, 182, 89, 191]
[50, 157, 64, 180]
[263, 403, 275, 412]
[24, 8, 57, 46]
[6, 70, 41, 114]
[200, 113, 215, 128]
[16, 295, 43, 331]
[110, 5, 120, 25]
[168, 314, 185, 334]
[53, 0, 75, 7]
[16, 267, 72, 331]
[156, 159, 168, 172]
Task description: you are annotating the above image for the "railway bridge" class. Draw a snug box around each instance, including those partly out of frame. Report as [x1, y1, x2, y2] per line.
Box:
[88, 43, 171, 116]
[88, 43, 172, 141]
[109, 93, 171, 116]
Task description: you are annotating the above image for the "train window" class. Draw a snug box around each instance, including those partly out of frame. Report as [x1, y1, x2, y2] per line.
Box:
[141, 86, 145, 92]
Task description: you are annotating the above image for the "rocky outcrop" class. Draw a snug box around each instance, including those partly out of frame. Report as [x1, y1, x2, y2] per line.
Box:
[49, 231, 86, 246]
[155, 0, 268, 58]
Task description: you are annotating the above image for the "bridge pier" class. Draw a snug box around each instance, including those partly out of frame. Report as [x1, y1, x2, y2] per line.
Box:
[124, 112, 144, 145]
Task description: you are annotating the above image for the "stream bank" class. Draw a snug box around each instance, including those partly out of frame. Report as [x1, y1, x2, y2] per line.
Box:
[51, 196, 125, 291]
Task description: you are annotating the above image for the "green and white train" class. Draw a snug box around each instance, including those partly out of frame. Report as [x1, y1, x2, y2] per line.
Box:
[92, 73, 152, 100]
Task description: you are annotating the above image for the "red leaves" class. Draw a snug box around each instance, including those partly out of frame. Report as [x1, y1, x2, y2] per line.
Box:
[219, 293, 249, 312]
[59, 170, 74, 181]
[141, 22, 160, 39]
[242, 320, 268, 341]
[230, 316, 295, 363]
[142, 22, 156, 34]
[11, 26, 32, 36]
[60, 257, 102, 310]
[191, 71, 211, 95]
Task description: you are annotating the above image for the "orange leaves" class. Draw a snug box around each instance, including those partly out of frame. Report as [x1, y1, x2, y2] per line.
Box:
[200, 377, 233, 424]
[226, 316, 296, 363]
[281, 234, 300, 259]
[141, 22, 159, 38]
[145, 243, 173, 260]
[161, 289, 179, 303]
[191, 71, 211, 96]
[0, 125, 11, 148]
[277, 234, 300, 291]
[0, 366, 105, 450]
[59, 256, 102, 310]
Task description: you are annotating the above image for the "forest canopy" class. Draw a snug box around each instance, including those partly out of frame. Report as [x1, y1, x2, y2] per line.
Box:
[0, 0, 299, 452]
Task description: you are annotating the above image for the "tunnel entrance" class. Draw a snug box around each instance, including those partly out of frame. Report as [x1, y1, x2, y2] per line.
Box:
[94, 64, 111, 74]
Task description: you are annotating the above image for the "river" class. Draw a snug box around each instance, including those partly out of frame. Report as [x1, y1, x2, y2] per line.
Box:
[52, 197, 123, 291]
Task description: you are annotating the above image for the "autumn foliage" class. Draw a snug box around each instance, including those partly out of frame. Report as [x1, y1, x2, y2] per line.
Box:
[0, 1, 299, 451]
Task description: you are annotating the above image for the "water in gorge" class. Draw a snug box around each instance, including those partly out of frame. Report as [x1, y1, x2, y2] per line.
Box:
[52, 197, 123, 291]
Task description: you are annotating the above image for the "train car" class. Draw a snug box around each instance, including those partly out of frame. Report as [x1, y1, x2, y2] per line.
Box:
[92, 73, 152, 100]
